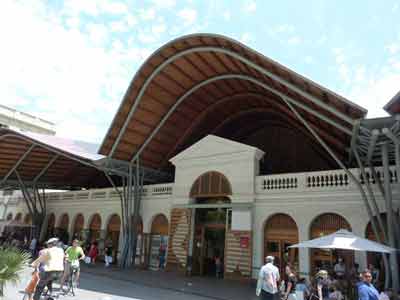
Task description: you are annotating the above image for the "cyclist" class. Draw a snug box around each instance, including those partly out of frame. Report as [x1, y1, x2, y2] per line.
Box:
[31, 237, 64, 300]
[60, 239, 85, 290]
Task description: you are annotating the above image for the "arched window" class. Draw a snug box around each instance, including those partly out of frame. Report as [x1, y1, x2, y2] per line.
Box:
[190, 171, 232, 198]
[310, 213, 352, 274]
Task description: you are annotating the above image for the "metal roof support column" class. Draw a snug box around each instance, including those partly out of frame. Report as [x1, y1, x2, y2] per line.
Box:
[1, 144, 35, 184]
[382, 142, 399, 293]
[282, 96, 392, 285]
[382, 128, 400, 184]
[33, 154, 59, 184]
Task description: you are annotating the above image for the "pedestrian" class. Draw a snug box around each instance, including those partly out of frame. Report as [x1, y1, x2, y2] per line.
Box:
[214, 251, 222, 278]
[329, 286, 344, 300]
[29, 237, 37, 258]
[333, 257, 346, 279]
[283, 264, 297, 300]
[31, 237, 65, 300]
[88, 242, 99, 264]
[358, 269, 379, 300]
[295, 278, 310, 300]
[159, 243, 166, 270]
[104, 245, 113, 267]
[256, 256, 280, 300]
[315, 270, 330, 300]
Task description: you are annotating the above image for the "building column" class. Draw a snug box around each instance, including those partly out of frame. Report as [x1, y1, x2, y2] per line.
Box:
[298, 225, 310, 279]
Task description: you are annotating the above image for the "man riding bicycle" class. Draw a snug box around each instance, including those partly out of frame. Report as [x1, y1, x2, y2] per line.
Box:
[60, 239, 85, 290]
[31, 237, 64, 300]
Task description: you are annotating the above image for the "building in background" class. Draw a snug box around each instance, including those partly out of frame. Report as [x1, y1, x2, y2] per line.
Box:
[0, 104, 55, 135]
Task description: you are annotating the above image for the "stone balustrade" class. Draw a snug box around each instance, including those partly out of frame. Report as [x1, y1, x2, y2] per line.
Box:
[256, 166, 398, 193]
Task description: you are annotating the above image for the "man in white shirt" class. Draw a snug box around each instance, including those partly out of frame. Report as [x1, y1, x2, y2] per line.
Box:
[333, 257, 346, 279]
[32, 237, 65, 300]
[257, 256, 280, 300]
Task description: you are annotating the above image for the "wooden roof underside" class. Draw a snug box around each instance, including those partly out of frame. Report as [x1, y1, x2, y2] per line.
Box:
[0, 129, 107, 189]
[100, 34, 367, 169]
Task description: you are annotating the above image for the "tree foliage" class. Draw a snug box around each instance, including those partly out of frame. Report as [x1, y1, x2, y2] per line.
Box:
[0, 247, 30, 297]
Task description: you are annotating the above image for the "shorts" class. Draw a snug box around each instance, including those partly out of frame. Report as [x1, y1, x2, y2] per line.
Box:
[64, 261, 80, 275]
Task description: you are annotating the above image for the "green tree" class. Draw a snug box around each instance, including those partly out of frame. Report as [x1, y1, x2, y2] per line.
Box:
[0, 247, 30, 297]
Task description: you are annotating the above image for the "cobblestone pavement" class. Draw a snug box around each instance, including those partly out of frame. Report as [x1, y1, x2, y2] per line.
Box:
[4, 267, 257, 300]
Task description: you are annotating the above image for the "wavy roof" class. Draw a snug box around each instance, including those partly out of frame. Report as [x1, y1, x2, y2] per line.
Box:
[99, 33, 367, 169]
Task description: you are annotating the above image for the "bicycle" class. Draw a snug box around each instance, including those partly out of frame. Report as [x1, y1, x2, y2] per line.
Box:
[22, 267, 54, 300]
[63, 260, 80, 297]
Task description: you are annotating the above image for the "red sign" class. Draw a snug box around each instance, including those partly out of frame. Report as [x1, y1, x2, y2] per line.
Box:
[240, 236, 249, 248]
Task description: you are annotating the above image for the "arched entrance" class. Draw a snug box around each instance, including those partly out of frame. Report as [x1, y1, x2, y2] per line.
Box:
[6, 213, 13, 221]
[15, 212, 22, 221]
[88, 213, 102, 243]
[264, 213, 299, 276]
[310, 213, 353, 274]
[24, 214, 32, 225]
[190, 171, 232, 277]
[132, 216, 144, 266]
[106, 214, 121, 263]
[57, 213, 70, 244]
[46, 213, 55, 239]
[72, 214, 84, 240]
[149, 214, 169, 270]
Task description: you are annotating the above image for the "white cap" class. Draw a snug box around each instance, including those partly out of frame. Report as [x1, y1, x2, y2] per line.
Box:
[46, 237, 59, 244]
[266, 256, 274, 262]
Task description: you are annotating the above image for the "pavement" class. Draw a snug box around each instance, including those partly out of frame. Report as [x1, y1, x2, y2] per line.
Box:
[82, 264, 259, 300]
[4, 265, 258, 300]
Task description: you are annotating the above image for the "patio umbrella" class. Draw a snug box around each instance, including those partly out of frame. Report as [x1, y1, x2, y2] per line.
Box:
[289, 229, 396, 253]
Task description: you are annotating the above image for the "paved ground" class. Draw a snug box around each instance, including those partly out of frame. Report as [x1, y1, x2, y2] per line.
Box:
[4, 266, 258, 300]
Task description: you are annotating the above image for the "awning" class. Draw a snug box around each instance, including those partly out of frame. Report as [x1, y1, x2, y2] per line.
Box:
[289, 229, 395, 253]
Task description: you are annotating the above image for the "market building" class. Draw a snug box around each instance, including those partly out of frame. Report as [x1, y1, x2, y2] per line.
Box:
[1, 34, 399, 282]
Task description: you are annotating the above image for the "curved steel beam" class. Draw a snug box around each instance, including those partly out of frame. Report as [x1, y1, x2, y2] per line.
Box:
[130, 74, 352, 163]
[109, 46, 356, 158]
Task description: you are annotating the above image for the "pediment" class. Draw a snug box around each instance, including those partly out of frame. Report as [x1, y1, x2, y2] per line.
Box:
[170, 135, 264, 164]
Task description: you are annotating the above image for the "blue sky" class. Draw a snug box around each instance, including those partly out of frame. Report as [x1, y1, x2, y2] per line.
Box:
[1, 0, 399, 143]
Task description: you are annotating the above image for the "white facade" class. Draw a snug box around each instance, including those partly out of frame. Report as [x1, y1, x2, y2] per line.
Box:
[0, 104, 56, 135]
[1, 135, 398, 278]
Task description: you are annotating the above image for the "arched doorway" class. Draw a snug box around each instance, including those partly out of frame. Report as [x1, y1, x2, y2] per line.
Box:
[190, 171, 233, 277]
[106, 214, 121, 263]
[72, 214, 84, 240]
[46, 213, 55, 239]
[88, 213, 102, 244]
[15, 212, 22, 221]
[132, 216, 144, 266]
[6, 213, 13, 221]
[310, 213, 353, 275]
[57, 213, 70, 244]
[24, 214, 32, 225]
[264, 213, 299, 276]
[149, 214, 169, 270]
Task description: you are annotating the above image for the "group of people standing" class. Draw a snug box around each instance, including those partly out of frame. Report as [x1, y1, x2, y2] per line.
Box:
[256, 256, 388, 300]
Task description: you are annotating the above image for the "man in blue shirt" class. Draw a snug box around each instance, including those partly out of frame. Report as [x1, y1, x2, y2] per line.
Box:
[358, 269, 379, 300]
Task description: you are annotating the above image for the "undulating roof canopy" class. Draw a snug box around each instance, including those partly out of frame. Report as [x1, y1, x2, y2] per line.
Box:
[99, 34, 367, 173]
[0, 128, 108, 189]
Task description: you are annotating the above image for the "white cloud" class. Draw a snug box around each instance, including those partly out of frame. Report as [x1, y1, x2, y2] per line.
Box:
[223, 11, 231, 21]
[243, 1, 256, 13]
[240, 33, 252, 44]
[150, 0, 176, 9]
[152, 23, 167, 35]
[288, 36, 302, 45]
[0, 0, 150, 143]
[386, 43, 400, 55]
[139, 8, 156, 20]
[177, 8, 197, 25]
